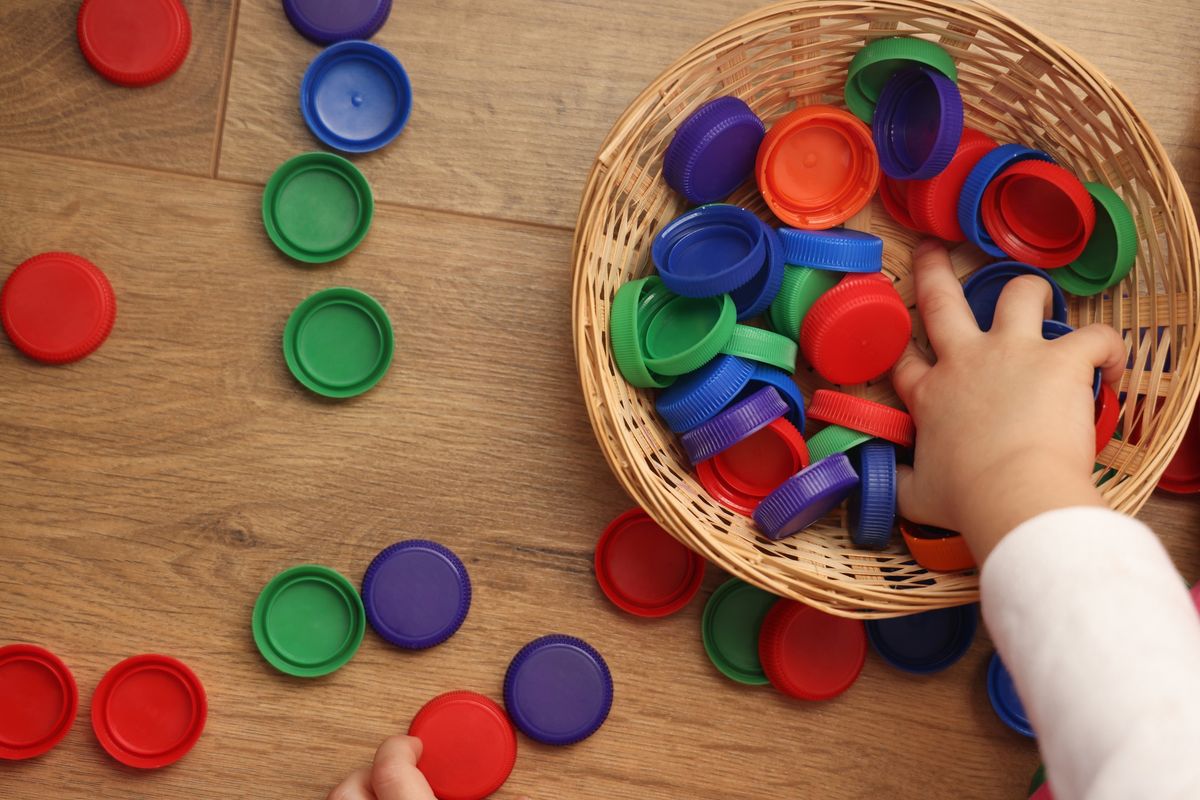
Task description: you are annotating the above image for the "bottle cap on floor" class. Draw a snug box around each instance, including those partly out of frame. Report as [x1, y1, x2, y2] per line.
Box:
[301, 41, 412, 153]
[0, 644, 78, 760]
[263, 152, 375, 263]
[91, 654, 206, 768]
[595, 509, 705, 617]
[252, 564, 366, 677]
[987, 651, 1035, 738]
[362, 540, 472, 649]
[1, 253, 117, 364]
[283, 287, 394, 399]
[866, 604, 977, 674]
[284, 0, 392, 44]
[408, 691, 517, 800]
[77, 0, 191, 87]
[503, 635, 613, 745]
[758, 599, 867, 700]
[701, 578, 777, 685]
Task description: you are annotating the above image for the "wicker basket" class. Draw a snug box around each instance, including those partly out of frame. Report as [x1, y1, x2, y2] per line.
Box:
[571, 0, 1200, 617]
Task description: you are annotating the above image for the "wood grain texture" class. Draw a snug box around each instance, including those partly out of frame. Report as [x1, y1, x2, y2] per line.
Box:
[0, 0, 1199, 798]
[0, 0, 236, 176]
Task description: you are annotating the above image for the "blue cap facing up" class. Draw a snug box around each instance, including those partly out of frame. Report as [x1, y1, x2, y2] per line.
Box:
[361, 540, 472, 649]
[301, 40, 412, 153]
[866, 604, 977, 674]
[283, 0, 393, 44]
[987, 651, 1036, 738]
[503, 635, 613, 746]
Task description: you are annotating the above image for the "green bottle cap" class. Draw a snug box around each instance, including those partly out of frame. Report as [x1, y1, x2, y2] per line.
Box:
[1029, 764, 1047, 796]
[721, 324, 798, 372]
[701, 578, 778, 685]
[252, 564, 366, 678]
[1049, 264, 1108, 297]
[609, 276, 676, 389]
[283, 287, 394, 398]
[806, 424, 874, 462]
[845, 37, 959, 122]
[263, 152, 374, 263]
[768, 266, 841, 340]
[1070, 182, 1138, 286]
[641, 293, 736, 376]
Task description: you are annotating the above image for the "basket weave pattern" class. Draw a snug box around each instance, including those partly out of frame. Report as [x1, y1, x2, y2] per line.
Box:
[571, 0, 1200, 616]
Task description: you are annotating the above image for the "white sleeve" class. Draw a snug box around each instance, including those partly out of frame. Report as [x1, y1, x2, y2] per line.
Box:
[981, 507, 1200, 800]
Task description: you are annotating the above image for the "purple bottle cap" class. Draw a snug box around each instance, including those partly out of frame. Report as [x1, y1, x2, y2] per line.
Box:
[680, 385, 788, 464]
[753, 453, 860, 540]
[283, 0, 393, 44]
[873, 68, 963, 181]
[503, 634, 613, 746]
[361, 540, 472, 649]
[663, 97, 766, 205]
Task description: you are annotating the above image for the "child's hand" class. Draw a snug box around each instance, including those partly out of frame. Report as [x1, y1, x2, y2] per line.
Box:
[327, 736, 434, 800]
[891, 241, 1127, 562]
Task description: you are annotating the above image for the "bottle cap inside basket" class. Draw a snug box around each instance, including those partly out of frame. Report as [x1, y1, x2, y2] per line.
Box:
[752, 452, 860, 540]
[872, 67, 963, 180]
[879, 174, 923, 231]
[807, 390, 915, 447]
[1068, 182, 1138, 285]
[756, 105, 879, 230]
[0, 644, 78, 760]
[656, 353, 756, 433]
[77, 0, 191, 87]
[848, 440, 897, 549]
[362, 540, 471, 649]
[777, 227, 884, 273]
[91, 654, 206, 769]
[866, 605, 978, 674]
[800, 274, 911, 385]
[698, 417, 810, 514]
[408, 691, 517, 800]
[1094, 383, 1119, 455]
[908, 128, 998, 241]
[595, 509, 705, 617]
[642, 294, 737, 377]
[503, 635, 612, 745]
[899, 519, 977, 572]
[768, 265, 842, 341]
[681, 385, 788, 464]
[845, 36, 959, 121]
[283, 0, 392, 44]
[663, 96, 766, 204]
[981, 160, 1095, 268]
[252, 564, 366, 677]
[1, 252, 117, 364]
[958, 144, 1054, 257]
[701, 578, 777, 685]
[758, 599, 867, 700]
[987, 651, 1035, 738]
[961, 261, 1068, 332]
[301, 41, 412, 154]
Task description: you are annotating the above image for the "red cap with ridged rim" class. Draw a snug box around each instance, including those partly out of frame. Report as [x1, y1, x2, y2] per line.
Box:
[1, 253, 117, 364]
[594, 508, 706, 617]
[408, 691, 517, 800]
[908, 128, 997, 241]
[800, 275, 911, 385]
[77, 0, 191, 88]
[0, 644, 79, 761]
[981, 160, 1096, 268]
[878, 175, 924, 232]
[758, 599, 866, 701]
[807, 390, 915, 447]
[91, 654, 206, 769]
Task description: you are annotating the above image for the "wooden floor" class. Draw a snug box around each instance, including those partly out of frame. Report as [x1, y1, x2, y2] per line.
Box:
[2, 1, 1199, 798]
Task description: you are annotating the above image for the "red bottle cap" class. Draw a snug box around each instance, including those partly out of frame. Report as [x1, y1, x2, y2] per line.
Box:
[408, 691, 517, 800]
[878, 175, 924, 232]
[77, 0, 191, 87]
[756, 105, 880, 230]
[1, 253, 117, 364]
[908, 128, 998, 241]
[900, 520, 977, 572]
[1094, 383, 1119, 455]
[758, 600, 866, 700]
[981, 160, 1096, 268]
[91, 654, 206, 769]
[1159, 395, 1200, 494]
[594, 509, 705, 617]
[807, 389, 915, 447]
[800, 275, 912, 385]
[696, 418, 810, 515]
[0, 644, 78, 760]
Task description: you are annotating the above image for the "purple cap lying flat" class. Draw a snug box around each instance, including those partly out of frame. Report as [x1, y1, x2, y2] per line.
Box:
[753, 453, 860, 540]
[680, 385, 787, 464]
[873, 67, 963, 180]
[504, 635, 613, 746]
[663, 97, 765, 205]
[361, 540, 472, 649]
[283, 0, 393, 44]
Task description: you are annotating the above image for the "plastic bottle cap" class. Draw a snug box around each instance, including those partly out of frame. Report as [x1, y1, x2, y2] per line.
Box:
[698, 417, 810, 515]
[1, 253, 117, 364]
[961, 261, 1068, 332]
[503, 635, 613, 745]
[594, 508, 705, 617]
[610, 276, 676, 389]
[768, 265, 842, 341]
[756, 105, 880, 230]
[848, 441, 897, 549]
[701, 578, 778, 685]
[866, 605, 977, 674]
[283, 0, 392, 44]
[981, 160, 1095, 269]
[77, 0, 191, 87]
[663, 97, 766, 204]
[1158, 394, 1200, 493]
[0, 644, 78, 760]
[408, 691, 517, 800]
[252, 564, 366, 677]
[91, 654, 206, 768]
[1094, 383, 1119, 455]
[758, 599, 867, 700]
[1069, 182, 1138, 285]
[1030, 783, 1055, 800]
[753, 452, 859, 540]
[262, 152, 374, 263]
[1042, 320, 1101, 398]
[655, 354, 755, 433]
[987, 651, 1035, 738]
[958, 144, 1055, 257]
[362, 540, 471, 649]
[805, 424, 874, 463]
[301, 41, 412, 154]
[283, 287, 394, 399]
[900, 519, 977, 572]
[681, 386, 788, 464]
[651, 205, 766, 298]
[641, 294, 736, 376]
[807, 390, 915, 447]
[800, 274, 912, 385]
[845, 37, 959, 121]
[1030, 763, 1048, 796]
[872, 67, 963, 180]
[720, 324, 798, 373]
[908, 128, 998, 241]
[777, 227, 884, 273]
[731, 222, 785, 320]
[742, 364, 807, 430]
[879, 175, 924, 232]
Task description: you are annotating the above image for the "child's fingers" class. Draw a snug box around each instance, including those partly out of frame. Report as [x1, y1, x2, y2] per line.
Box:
[891, 340, 932, 407]
[327, 767, 377, 800]
[992, 275, 1053, 335]
[911, 240, 979, 353]
[1058, 323, 1127, 388]
[895, 464, 918, 522]
[371, 736, 436, 800]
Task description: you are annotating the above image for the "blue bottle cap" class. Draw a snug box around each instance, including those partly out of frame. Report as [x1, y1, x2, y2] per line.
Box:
[848, 441, 896, 549]
[283, 0, 392, 44]
[958, 145, 1054, 256]
[1042, 320, 1102, 398]
[872, 68, 963, 180]
[987, 651, 1035, 738]
[752, 453, 860, 540]
[301, 41, 412, 154]
[361, 540, 471, 649]
[742, 363, 806, 431]
[730, 222, 784, 320]
[655, 354, 756, 433]
[962, 261, 1068, 332]
[777, 227, 884, 273]
[503, 635, 613, 746]
[866, 604, 977, 674]
[680, 386, 788, 464]
[663, 97, 765, 205]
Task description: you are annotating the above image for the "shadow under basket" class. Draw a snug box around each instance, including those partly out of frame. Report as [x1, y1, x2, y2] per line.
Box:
[571, 0, 1200, 617]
